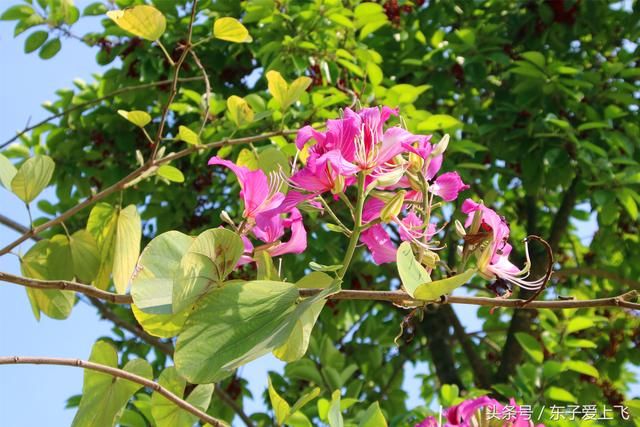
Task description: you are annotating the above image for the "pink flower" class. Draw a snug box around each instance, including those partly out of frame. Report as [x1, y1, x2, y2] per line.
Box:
[415, 396, 545, 427]
[289, 150, 358, 195]
[431, 172, 470, 202]
[461, 199, 544, 291]
[209, 157, 284, 221]
[402, 134, 443, 180]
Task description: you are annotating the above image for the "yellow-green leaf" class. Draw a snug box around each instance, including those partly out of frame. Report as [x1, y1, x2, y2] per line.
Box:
[151, 366, 214, 427]
[213, 17, 252, 43]
[177, 125, 200, 145]
[359, 402, 387, 427]
[157, 164, 185, 183]
[396, 242, 430, 298]
[515, 332, 544, 363]
[268, 376, 291, 425]
[413, 268, 476, 300]
[11, 155, 55, 203]
[417, 114, 462, 132]
[106, 5, 166, 41]
[117, 109, 151, 127]
[266, 70, 312, 111]
[227, 95, 254, 127]
[113, 205, 141, 294]
[0, 153, 17, 189]
[69, 230, 100, 283]
[564, 360, 599, 379]
[236, 148, 259, 170]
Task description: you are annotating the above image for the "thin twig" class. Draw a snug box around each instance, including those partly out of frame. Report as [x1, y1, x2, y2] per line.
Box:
[0, 356, 225, 427]
[2, 272, 638, 310]
[190, 50, 212, 137]
[554, 267, 640, 290]
[0, 77, 203, 150]
[149, 0, 199, 161]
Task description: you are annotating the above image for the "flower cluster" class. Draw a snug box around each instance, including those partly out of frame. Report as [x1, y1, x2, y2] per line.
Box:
[416, 396, 545, 427]
[208, 105, 544, 293]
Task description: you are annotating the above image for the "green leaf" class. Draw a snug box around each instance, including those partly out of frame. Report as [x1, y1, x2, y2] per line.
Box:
[514, 332, 544, 363]
[417, 114, 462, 131]
[38, 38, 61, 59]
[177, 125, 200, 145]
[69, 230, 100, 283]
[173, 228, 245, 313]
[0, 153, 17, 189]
[113, 205, 142, 294]
[1, 5, 35, 20]
[359, 402, 387, 427]
[255, 250, 280, 281]
[617, 188, 639, 220]
[266, 70, 312, 111]
[21, 238, 75, 320]
[440, 384, 460, 406]
[157, 165, 185, 183]
[227, 95, 254, 127]
[132, 231, 194, 314]
[544, 386, 577, 404]
[24, 30, 48, 53]
[11, 155, 55, 203]
[151, 366, 214, 427]
[565, 316, 595, 334]
[521, 51, 545, 69]
[366, 62, 383, 86]
[273, 274, 338, 362]
[268, 376, 291, 425]
[132, 302, 188, 338]
[72, 340, 153, 427]
[107, 5, 166, 41]
[118, 109, 151, 127]
[174, 280, 299, 383]
[328, 390, 344, 427]
[213, 17, 252, 43]
[414, 268, 476, 301]
[564, 360, 599, 378]
[328, 13, 355, 29]
[564, 338, 597, 349]
[396, 241, 431, 298]
[290, 387, 321, 414]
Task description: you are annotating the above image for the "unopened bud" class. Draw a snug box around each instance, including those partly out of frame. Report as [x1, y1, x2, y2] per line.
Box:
[331, 173, 345, 195]
[408, 151, 424, 173]
[430, 134, 450, 158]
[454, 219, 466, 237]
[220, 210, 235, 227]
[380, 190, 406, 223]
[420, 250, 440, 269]
[470, 200, 484, 234]
[376, 166, 406, 188]
[135, 150, 144, 167]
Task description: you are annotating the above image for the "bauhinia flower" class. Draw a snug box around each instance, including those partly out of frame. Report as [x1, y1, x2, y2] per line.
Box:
[415, 396, 545, 427]
[461, 199, 545, 291]
[209, 157, 285, 222]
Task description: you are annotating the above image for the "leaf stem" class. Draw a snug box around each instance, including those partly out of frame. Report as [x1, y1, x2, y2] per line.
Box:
[338, 173, 366, 279]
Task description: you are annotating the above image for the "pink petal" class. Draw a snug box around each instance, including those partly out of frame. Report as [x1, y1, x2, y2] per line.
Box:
[360, 224, 397, 264]
[432, 171, 469, 201]
[270, 209, 307, 256]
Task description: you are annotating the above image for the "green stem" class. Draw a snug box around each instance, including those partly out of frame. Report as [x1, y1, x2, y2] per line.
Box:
[338, 173, 366, 279]
[318, 196, 350, 234]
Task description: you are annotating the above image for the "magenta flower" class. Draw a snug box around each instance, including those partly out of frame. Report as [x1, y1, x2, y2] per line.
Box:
[209, 157, 285, 221]
[461, 199, 545, 291]
[253, 208, 307, 257]
[289, 150, 358, 195]
[415, 396, 545, 427]
[360, 224, 397, 264]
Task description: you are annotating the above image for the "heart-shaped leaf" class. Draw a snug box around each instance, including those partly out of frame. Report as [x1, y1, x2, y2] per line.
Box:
[413, 268, 476, 301]
[11, 155, 55, 203]
[172, 228, 244, 313]
[107, 5, 166, 41]
[396, 241, 430, 298]
[266, 70, 312, 111]
[213, 17, 252, 43]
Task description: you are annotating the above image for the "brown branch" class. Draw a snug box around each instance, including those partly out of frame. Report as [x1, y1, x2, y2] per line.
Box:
[0, 77, 203, 150]
[0, 214, 38, 238]
[3, 272, 638, 310]
[190, 50, 212, 137]
[0, 356, 225, 427]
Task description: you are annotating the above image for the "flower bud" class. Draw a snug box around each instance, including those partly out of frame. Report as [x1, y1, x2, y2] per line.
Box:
[420, 250, 440, 269]
[380, 190, 406, 223]
[220, 210, 235, 227]
[408, 151, 424, 173]
[454, 219, 466, 237]
[330, 173, 345, 195]
[430, 134, 450, 158]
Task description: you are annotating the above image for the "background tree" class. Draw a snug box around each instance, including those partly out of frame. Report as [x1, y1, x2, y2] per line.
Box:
[0, 0, 639, 426]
